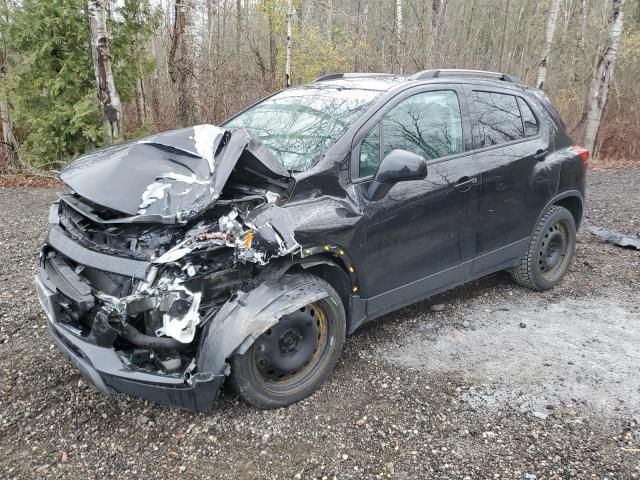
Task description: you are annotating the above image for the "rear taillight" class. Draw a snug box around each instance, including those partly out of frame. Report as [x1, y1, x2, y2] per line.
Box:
[572, 146, 589, 170]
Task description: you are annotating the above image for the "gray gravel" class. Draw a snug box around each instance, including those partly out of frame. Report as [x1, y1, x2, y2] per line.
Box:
[1, 170, 639, 479]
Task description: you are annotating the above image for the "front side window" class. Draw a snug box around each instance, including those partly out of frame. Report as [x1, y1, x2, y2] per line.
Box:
[471, 91, 524, 148]
[382, 90, 464, 161]
[358, 90, 464, 177]
[359, 124, 381, 177]
[225, 87, 381, 171]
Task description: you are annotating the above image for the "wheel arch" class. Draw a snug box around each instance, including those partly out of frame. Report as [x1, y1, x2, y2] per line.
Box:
[538, 190, 584, 229]
[554, 195, 583, 229]
[281, 252, 357, 333]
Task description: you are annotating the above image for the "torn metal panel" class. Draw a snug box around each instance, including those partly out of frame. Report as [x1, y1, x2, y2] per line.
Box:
[590, 226, 640, 250]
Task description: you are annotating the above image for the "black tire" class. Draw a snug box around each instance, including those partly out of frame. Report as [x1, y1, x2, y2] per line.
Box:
[228, 274, 346, 409]
[511, 205, 576, 291]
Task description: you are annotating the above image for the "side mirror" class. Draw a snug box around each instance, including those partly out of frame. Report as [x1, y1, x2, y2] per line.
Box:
[366, 149, 428, 201]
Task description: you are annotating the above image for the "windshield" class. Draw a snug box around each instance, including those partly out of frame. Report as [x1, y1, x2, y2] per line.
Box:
[224, 87, 381, 171]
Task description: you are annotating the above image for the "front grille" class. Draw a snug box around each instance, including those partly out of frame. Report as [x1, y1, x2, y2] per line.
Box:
[58, 194, 181, 261]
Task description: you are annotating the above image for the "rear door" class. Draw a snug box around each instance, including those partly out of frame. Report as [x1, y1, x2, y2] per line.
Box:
[464, 86, 551, 274]
[352, 86, 479, 315]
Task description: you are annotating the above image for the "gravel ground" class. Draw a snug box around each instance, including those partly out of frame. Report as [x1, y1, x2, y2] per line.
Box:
[1, 169, 639, 479]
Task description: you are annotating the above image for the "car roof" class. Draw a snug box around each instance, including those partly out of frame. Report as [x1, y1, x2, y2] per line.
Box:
[306, 74, 408, 91]
[308, 69, 533, 93]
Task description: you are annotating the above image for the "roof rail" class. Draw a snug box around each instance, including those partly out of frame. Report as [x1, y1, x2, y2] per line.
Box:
[410, 69, 522, 84]
[313, 72, 395, 82]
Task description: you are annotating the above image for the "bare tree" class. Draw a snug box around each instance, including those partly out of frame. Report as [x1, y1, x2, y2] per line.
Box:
[584, 0, 625, 156]
[168, 0, 195, 127]
[285, 0, 293, 87]
[88, 0, 124, 138]
[536, 0, 560, 89]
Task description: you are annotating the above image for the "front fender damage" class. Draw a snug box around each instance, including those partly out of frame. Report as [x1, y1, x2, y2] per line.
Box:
[197, 274, 330, 377]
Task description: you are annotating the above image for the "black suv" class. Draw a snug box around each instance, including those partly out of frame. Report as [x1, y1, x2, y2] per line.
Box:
[36, 69, 588, 411]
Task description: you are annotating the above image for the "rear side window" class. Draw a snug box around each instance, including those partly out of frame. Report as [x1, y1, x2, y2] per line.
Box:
[471, 91, 524, 148]
[518, 97, 539, 137]
[358, 90, 464, 177]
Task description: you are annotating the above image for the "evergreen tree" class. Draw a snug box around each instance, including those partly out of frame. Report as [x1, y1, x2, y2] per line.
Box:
[7, 0, 105, 168]
[6, 0, 158, 168]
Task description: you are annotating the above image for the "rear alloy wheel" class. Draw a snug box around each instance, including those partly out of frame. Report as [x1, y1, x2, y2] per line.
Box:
[229, 274, 346, 409]
[511, 205, 577, 291]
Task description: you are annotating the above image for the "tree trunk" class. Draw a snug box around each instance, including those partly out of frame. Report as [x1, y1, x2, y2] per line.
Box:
[269, 14, 277, 87]
[88, 0, 124, 139]
[353, 0, 369, 70]
[168, 0, 195, 127]
[431, 0, 441, 29]
[285, 0, 293, 87]
[572, 0, 588, 82]
[463, 0, 476, 66]
[499, 0, 511, 71]
[584, 0, 625, 156]
[326, 0, 332, 41]
[236, 0, 242, 53]
[395, 0, 403, 72]
[0, 85, 18, 167]
[536, 0, 560, 89]
[396, 0, 403, 39]
[135, 76, 147, 125]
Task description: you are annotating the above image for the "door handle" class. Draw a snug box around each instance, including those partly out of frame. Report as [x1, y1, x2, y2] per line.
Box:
[534, 149, 548, 161]
[455, 176, 478, 192]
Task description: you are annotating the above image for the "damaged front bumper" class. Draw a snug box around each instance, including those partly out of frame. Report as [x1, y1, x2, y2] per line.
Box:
[36, 272, 224, 412]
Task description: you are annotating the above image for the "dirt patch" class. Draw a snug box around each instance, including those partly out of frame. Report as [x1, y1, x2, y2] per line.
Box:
[0, 173, 62, 188]
[1, 170, 639, 479]
[379, 288, 640, 418]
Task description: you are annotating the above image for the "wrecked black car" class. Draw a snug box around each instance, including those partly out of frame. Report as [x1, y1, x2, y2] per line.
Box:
[36, 69, 587, 411]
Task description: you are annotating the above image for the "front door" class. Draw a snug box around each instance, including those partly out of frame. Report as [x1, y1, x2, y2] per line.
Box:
[354, 88, 478, 316]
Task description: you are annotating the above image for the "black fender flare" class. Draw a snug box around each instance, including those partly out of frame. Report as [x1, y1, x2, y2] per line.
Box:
[196, 273, 330, 377]
[536, 190, 584, 228]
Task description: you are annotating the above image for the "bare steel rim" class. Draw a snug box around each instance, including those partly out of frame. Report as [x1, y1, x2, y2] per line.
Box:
[250, 301, 332, 395]
[538, 219, 573, 282]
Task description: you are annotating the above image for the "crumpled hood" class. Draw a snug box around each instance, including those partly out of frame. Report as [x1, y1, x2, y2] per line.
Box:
[60, 125, 292, 223]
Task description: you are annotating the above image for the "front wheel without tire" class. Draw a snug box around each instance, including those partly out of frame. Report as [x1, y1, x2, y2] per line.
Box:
[228, 274, 346, 409]
[511, 205, 577, 291]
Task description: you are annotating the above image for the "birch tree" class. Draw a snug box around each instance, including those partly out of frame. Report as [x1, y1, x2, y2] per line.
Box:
[394, 0, 403, 71]
[536, 0, 560, 89]
[396, 0, 403, 39]
[88, 0, 124, 138]
[584, 0, 625, 156]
